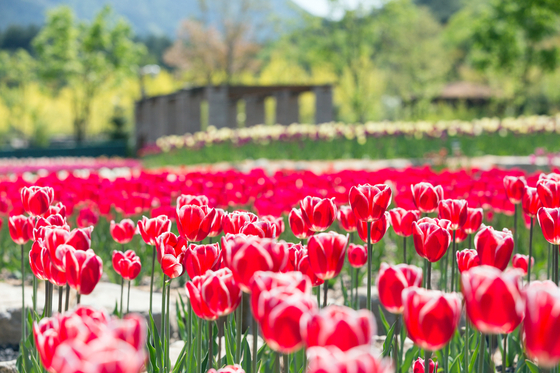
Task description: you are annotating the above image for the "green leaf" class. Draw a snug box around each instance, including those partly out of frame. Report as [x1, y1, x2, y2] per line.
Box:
[172, 342, 189, 373]
[401, 346, 419, 373]
[382, 321, 396, 357]
[449, 353, 462, 373]
[526, 360, 539, 373]
[340, 276, 349, 307]
[468, 335, 480, 373]
[225, 323, 235, 366]
[378, 305, 390, 334]
[242, 335, 252, 373]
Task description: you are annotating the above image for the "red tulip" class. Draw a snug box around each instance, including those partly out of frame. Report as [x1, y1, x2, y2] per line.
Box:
[522, 187, 543, 217]
[177, 194, 209, 208]
[347, 244, 367, 268]
[138, 215, 171, 245]
[377, 263, 422, 314]
[349, 184, 392, 222]
[241, 220, 277, 238]
[221, 235, 289, 292]
[184, 243, 221, 279]
[389, 208, 420, 237]
[463, 207, 483, 234]
[337, 205, 358, 232]
[207, 365, 245, 373]
[30, 240, 49, 281]
[413, 358, 437, 373]
[257, 287, 317, 353]
[301, 305, 376, 351]
[176, 204, 217, 242]
[44, 202, 66, 218]
[110, 219, 136, 244]
[402, 287, 462, 351]
[456, 249, 480, 273]
[289, 208, 314, 239]
[461, 266, 524, 334]
[537, 179, 560, 208]
[21, 186, 54, 216]
[297, 250, 324, 287]
[65, 248, 103, 295]
[208, 208, 225, 238]
[512, 254, 534, 275]
[156, 232, 188, 278]
[43, 253, 67, 287]
[8, 215, 34, 245]
[307, 232, 348, 280]
[186, 275, 218, 320]
[306, 345, 394, 373]
[33, 214, 69, 241]
[76, 207, 99, 228]
[284, 243, 305, 272]
[261, 215, 285, 238]
[356, 212, 390, 243]
[250, 271, 312, 321]
[503, 176, 527, 204]
[44, 227, 93, 270]
[112, 250, 142, 281]
[474, 226, 514, 271]
[438, 199, 468, 230]
[537, 207, 560, 245]
[411, 182, 444, 213]
[300, 196, 337, 232]
[524, 281, 560, 368]
[222, 211, 258, 235]
[200, 268, 242, 317]
[412, 218, 452, 263]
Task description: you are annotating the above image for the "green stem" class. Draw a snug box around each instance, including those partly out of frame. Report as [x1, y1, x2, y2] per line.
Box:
[316, 286, 320, 307]
[149, 245, 156, 316]
[350, 266, 355, 308]
[161, 276, 167, 371]
[478, 333, 486, 373]
[76, 292, 81, 305]
[465, 322, 469, 373]
[425, 350, 432, 373]
[514, 204, 518, 255]
[208, 320, 214, 371]
[275, 352, 280, 373]
[468, 233, 472, 250]
[426, 260, 432, 290]
[197, 316, 202, 373]
[20, 244, 25, 341]
[283, 353, 289, 373]
[253, 315, 258, 373]
[392, 315, 400, 373]
[354, 267, 359, 309]
[58, 286, 63, 314]
[188, 301, 192, 364]
[403, 235, 407, 264]
[33, 277, 37, 317]
[64, 283, 70, 311]
[127, 280, 131, 314]
[548, 243, 552, 280]
[528, 217, 534, 283]
[451, 230, 456, 292]
[236, 293, 243, 362]
[323, 281, 328, 308]
[367, 222, 372, 311]
[166, 281, 171, 373]
[120, 276, 124, 318]
[503, 334, 507, 373]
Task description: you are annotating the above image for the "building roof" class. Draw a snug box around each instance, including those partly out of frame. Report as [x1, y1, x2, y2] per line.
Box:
[439, 81, 494, 100]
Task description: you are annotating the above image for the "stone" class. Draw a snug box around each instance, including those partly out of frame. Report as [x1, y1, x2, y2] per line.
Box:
[0, 360, 17, 373]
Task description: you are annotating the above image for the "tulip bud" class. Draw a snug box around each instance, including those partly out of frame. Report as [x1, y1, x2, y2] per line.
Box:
[186, 275, 218, 320]
[356, 212, 390, 243]
[413, 358, 437, 373]
[463, 207, 483, 234]
[474, 226, 514, 271]
[411, 182, 444, 213]
[208, 208, 225, 238]
[300, 196, 337, 232]
[110, 219, 136, 244]
[349, 184, 392, 222]
[456, 249, 480, 273]
[201, 268, 242, 317]
[522, 187, 543, 217]
[21, 186, 54, 216]
[503, 176, 527, 204]
[306, 345, 394, 373]
[537, 179, 560, 208]
[402, 287, 462, 351]
[222, 211, 258, 235]
[284, 243, 305, 272]
[261, 215, 285, 238]
[537, 207, 560, 245]
[289, 208, 314, 239]
[337, 205, 358, 232]
[307, 232, 348, 280]
[241, 220, 277, 238]
[8, 215, 34, 245]
[438, 199, 468, 230]
[412, 218, 452, 263]
[65, 249, 103, 295]
[461, 266, 524, 334]
[112, 250, 142, 281]
[29, 240, 49, 281]
[389, 208, 420, 237]
[512, 254, 534, 276]
[156, 232, 188, 278]
[138, 215, 171, 245]
[377, 263, 422, 314]
[300, 305, 376, 351]
[176, 204, 217, 242]
[347, 244, 367, 268]
[184, 243, 221, 279]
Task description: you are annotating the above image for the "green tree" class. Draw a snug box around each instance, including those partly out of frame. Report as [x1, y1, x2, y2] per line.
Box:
[33, 6, 145, 142]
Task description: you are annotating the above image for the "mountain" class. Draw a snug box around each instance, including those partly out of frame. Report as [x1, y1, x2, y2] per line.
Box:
[0, 0, 305, 37]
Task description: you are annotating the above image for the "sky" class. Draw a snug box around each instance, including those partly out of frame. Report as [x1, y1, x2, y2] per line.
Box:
[291, 0, 380, 18]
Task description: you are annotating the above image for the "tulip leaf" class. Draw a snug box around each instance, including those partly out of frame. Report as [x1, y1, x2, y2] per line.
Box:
[401, 346, 419, 373]
[468, 334, 480, 373]
[224, 323, 235, 366]
[449, 352, 462, 373]
[112, 300, 119, 318]
[378, 305, 390, 334]
[242, 335, 252, 373]
[525, 360, 539, 373]
[382, 320, 396, 357]
[340, 276, 349, 307]
[148, 312, 163, 371]
[172, 341, 189, 373]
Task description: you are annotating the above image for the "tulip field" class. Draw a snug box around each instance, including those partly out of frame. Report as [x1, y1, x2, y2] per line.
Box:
[3, 164, 560, 373]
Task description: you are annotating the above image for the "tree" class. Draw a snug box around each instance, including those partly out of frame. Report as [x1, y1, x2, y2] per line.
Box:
[33, 6, 145, 143]
[164, 0, 264, 85]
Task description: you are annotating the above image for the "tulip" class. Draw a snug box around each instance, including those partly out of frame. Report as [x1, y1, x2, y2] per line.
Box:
[156, 232, 188, 279]
[76, 207, 99, 228]
[411, 182, 444, 213]
[438, 199, 468, 230]
[522, 186, 543, 217]
[186, 275, 218, 320]
[261, 215, 285, 238]
[221, 235, 289, 292]
[349, 184, 392, 222]
[185, 243, 221, 280]
[257, 287, 317, 353]
[461, 266, 524, 334]
[289, 208, 314, 239]
[33, 214, 69, 241]
[463, 207, 483, 236]
[110, 219, 136, 244]
[300, 196, 337, 232]
[307, 232, 348, 281]
[222, 211, 258, 234]
[176, 204, 217, 242]
[208, 208, 225, 238]
[389, 208, 420, 237]
[207, 365, 245, 373]
[241, 220, 277, 238]
[8, 215, 34, 245]
[456, 249, 480, 273]
[65, 248, 103, 296]
[377, 263, 422, 314]
[199, 268, 242, 317]
[356, 212, 390, 243]
[402, 287, 462, 351]
[21, 186, 54, 216]
[523, 281, 560, 368]
[306, 345, 394, 373]
[44, 227, 93, 271]
[297, 250, 324, 287]
[347, 244, 367, 268]
[337, 205, 358, 232]
[412, 218, 451, 263]
[177, 194, 209, 208]
[413, 358, 437, 373]
[30, 240, 49, 281]
[512, 254, 534, 276]
[537, 179, 560, 208]
[474, 226, 514, 271]
[112, 250, 142, 281]
[300, 305, 376, 352]
[503, 176, 526, 204]
[284, 243, 305, 272]
[537, 207, 560, 245]
[138, 215, 172, 246]
[44, 202, 66, 218]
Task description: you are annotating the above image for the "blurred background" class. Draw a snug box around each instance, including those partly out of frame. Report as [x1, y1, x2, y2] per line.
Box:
[0, 0, 560, 158]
